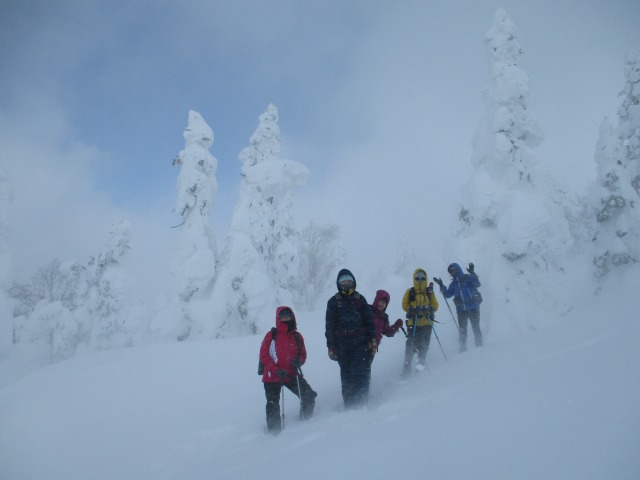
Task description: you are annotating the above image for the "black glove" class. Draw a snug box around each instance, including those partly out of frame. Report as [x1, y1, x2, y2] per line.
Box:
[433, 277, 444, 288]
[467, 263, 475, 275]
[369, 338, 378, 354]
[291, 358, 301, 369]
[276, 368, 286, 381]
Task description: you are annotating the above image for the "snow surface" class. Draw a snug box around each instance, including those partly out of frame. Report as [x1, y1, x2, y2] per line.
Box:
[1, 283, 638, 480]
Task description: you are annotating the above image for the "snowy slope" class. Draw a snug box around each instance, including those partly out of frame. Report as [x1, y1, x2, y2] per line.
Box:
[1, 303, 639, 480]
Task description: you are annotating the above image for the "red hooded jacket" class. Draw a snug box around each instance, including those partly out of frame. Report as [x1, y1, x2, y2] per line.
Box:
[371, 289, 398, 345]
[260, 306, 307, 384]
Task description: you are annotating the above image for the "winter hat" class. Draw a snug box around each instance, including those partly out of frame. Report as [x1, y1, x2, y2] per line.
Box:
[338, 274, 355, 284]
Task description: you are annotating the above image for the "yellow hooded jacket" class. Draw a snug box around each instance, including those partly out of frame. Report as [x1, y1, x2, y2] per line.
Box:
[402, 268, 439, 327]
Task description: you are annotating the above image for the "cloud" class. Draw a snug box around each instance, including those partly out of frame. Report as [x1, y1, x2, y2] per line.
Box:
[1, 0, 640, 294]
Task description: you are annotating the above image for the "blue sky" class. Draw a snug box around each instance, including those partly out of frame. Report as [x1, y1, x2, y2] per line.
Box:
[1, 0, 639, 290]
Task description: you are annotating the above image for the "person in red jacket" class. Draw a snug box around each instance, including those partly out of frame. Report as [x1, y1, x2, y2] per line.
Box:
[259, 306, 317, 434]
[370, 289, 403, 365]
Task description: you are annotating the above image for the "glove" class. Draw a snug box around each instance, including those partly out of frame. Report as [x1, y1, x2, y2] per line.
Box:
[369, 339, 378, 357]
[291, 358, 301, 369]
[467, 263, 476, 275]
[426, 282, 434, 296]
[276, 368, 286, 381]
[433, 277, 444, 288]
[328, 348, 338, 361]
[393, 319, 403, 332]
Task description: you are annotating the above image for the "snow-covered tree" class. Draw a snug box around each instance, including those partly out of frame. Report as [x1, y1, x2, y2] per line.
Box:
[10, 259, 83, 362]
[168, 111, 218, 340]
[85, 220, 144, 349]
[0, 163, 14, 356]
[454, 9, 572, 333]
[10, 259, 81, 316]
[588, 53, 640, 278]
[291, 221, 345, 310]
[8, 220, 144, 364]
[237, 104, 309, 293]
[211, 104, 309, 337]
[461, 8, 544, 227]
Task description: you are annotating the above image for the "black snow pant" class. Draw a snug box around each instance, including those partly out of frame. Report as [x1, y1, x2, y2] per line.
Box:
[403, 324, 432, 374]
[336, 335, 371, 409]
[458, 309, 482, 351]
[264, 377, 317, 433]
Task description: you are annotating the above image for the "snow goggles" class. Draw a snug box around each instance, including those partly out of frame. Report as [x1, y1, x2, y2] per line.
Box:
[415, 274, 426, 281]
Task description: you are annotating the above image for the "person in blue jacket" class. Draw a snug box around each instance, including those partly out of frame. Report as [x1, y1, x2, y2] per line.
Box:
[433, 262, 483, 352]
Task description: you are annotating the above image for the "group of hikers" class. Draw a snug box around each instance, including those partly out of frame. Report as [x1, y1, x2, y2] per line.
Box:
[259, 262, 484, 434]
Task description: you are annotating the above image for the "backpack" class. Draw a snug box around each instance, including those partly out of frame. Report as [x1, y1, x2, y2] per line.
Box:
[452, 276, 482, 306]
[408, 283, 434, 303]
[257, 328, 302, 375]
[473, 289, 483, 304]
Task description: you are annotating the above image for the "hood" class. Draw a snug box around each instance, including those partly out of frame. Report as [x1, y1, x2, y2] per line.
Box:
[336, 268, 356, 295]
[372, 289, 390, 310]
[275, 305, 297, 330]
[448, 263, 463, 279]
[412, 268, 429, 290]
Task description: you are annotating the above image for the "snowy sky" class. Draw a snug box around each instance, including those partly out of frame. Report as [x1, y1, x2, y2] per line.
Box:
[1, 0, 639, 291]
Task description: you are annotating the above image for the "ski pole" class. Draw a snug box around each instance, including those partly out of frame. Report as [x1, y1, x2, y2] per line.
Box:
[432, 325, 447, 361]
[281, 383, 285, 430]
[441, 295, 460, 331]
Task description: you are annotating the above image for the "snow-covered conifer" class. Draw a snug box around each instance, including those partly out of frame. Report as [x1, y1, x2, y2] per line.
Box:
[455, 9, 572, 333]
[237, 104, 309, 293]
[463, 8, 544, 229]
[588, 53, 640, 277]
[168, 111, 218, 340]
[86, 220, 143, 349]
[211, 104, 309, 337]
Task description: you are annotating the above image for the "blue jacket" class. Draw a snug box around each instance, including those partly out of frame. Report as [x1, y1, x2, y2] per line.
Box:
[440, 263, 482, 312]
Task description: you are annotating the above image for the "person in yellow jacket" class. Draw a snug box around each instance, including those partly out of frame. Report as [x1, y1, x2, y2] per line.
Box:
[401, 268, 439, 377]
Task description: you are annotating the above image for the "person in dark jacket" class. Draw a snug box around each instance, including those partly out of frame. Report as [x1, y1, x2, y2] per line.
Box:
[260, 306, 317, 434]
[401, 268, 439, 376]
[325, 269, 377, 409]
[434, 262, 483, 353]
[370, 289, 403, 365]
